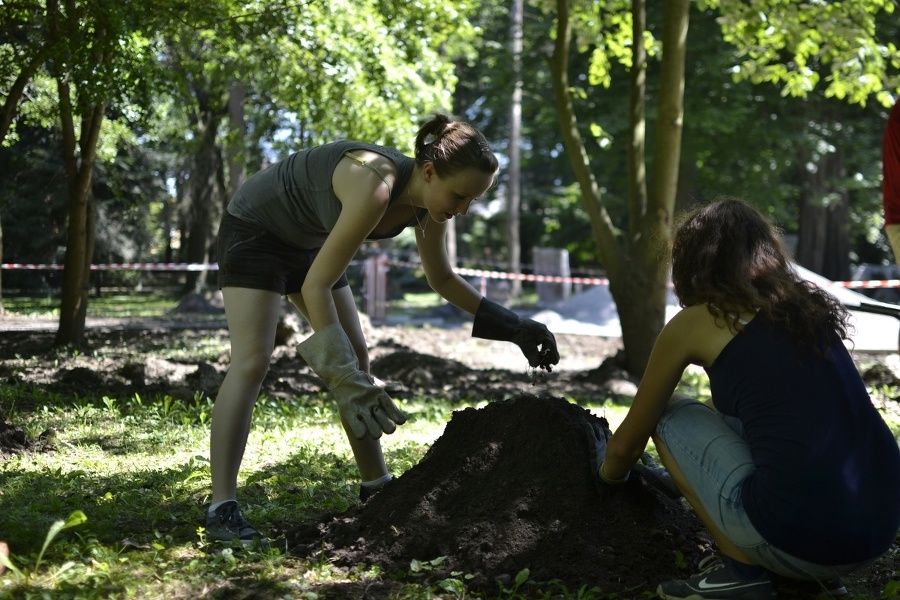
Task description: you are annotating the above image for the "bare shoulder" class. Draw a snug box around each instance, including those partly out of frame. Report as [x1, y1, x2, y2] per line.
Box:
[664, 304, 715, 332]
[348, 149, 399, 171]
[332, 150, 398, 207]
[661, 304, 738, 368]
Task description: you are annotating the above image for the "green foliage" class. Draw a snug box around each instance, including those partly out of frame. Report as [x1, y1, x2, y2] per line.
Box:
[702, 0, 899, 107]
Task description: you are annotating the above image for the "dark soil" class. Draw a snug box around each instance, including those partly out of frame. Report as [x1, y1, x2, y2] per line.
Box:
[1, 315, 898, 599]
[286, 394, 712, 597]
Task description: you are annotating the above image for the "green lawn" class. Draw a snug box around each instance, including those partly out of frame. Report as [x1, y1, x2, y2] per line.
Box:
[2, 294, 898, 599]
[0, 377, 630, 599]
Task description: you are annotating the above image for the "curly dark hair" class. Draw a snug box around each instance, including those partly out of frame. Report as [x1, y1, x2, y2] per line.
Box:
[670, 197, 851, 349]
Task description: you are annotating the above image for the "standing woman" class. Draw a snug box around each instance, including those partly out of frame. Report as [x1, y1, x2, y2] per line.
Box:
[205, 114, 559, 545]
[591, 198, 900, 599]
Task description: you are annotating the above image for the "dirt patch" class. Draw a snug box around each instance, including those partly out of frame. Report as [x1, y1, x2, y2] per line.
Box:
[0, 421, 31, 457]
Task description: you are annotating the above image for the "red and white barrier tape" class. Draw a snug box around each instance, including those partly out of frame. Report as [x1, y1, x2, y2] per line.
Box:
[3, 261, 900, 289]
[453, 266, 609, 285]
[1, 263, 218, 271]
[837, 279, 900, 289]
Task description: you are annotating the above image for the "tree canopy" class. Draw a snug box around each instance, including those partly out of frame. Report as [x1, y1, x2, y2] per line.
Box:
[0, 0, 898, 371]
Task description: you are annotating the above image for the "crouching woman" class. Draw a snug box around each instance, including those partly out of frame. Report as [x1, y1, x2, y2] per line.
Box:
[597, 198, 900, 600]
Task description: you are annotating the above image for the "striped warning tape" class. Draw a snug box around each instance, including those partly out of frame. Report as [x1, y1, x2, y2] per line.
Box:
[1, 263, 217, 271]
[2, 261, 899, 289]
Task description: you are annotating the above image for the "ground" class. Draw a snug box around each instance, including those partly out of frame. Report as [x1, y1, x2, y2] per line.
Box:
[1, 311, 898, 598]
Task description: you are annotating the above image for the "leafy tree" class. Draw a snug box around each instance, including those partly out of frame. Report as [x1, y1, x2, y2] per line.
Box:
[544, 0, 898, 376]
[708, 0, 900, 281]
[545, 0, 687, 375]
[50, 0, 173, 346]
[1, 0, 480, 341]
[149, 0, 480, 293]
[0, 0, 168, 345]
[0, 0, 56, 314]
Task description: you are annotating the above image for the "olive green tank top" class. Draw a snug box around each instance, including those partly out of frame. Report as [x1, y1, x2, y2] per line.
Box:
[226, 140, 421, 249]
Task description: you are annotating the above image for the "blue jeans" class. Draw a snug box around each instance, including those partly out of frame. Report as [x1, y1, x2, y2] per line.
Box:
[655, 397, 876, 580]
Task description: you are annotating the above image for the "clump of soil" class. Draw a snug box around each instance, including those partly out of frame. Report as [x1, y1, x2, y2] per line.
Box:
[287, 394, 711, 595]
[0, 421, 31, 457]
[0, 421, 56, 458]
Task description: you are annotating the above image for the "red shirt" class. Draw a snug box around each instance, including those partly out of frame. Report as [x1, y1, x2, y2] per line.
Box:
[884, 100, 900, 225]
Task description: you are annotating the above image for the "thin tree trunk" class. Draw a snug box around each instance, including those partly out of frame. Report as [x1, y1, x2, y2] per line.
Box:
[227, 82, 247, 200]
[56, 96, 105, 347]
[548, 0, 620, 279]
[617, 0, 688, 375]
[182, 109, 223, 295]
[51, 0, 106, 347]
[507, 0, 524, 298]
[548, 0, 689, 377]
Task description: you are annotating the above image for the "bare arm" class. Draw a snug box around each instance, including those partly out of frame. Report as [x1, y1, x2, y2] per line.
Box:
[602, 305, 726, 479]
[415, 220, 483, 315]
[301, 155, 393, 331]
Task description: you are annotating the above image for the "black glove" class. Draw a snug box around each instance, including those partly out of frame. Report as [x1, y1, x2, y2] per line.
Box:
[633, 452, 681, 499]
[583, 418, 629, 496]
[472, 298, 560, 370]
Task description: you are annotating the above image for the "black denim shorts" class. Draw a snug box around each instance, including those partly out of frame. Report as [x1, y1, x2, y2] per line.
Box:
[216, 212, 349, 295]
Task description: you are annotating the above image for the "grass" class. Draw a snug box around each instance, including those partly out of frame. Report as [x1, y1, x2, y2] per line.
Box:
[4, 379, 897, 599]
[0, 376, 631, 599]
[2, 293, 899, 599]
[3, 292, 182, 319]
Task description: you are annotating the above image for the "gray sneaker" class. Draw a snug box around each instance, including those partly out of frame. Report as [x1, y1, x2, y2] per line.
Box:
[657, 555, 777, 599]
[204, 501, 268, 548]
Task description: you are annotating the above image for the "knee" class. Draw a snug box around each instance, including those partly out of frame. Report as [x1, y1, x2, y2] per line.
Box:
[229, 351, 271, 383]
[668, 391, 695, 407]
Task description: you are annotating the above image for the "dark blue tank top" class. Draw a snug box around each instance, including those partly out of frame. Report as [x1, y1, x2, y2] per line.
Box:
[708, 317, 900, 564]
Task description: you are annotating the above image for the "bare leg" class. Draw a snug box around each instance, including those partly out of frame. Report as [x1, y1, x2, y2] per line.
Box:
[652, 431, 757, 565]
[289, 287, 389, 482]
[210, 287, 282, 504]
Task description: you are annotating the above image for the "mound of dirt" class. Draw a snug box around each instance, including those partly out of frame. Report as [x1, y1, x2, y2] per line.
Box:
[286, 394, 711, 595]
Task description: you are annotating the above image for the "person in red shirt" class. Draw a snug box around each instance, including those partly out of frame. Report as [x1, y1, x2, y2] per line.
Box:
[884, 100, 900, 263]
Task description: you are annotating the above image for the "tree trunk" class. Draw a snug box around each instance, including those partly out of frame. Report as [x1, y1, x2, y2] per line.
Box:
[226, 82, 247, 200]
[507, 0, 524, 298]
[615, 0, 689, 375]
[182, 109, 224, 295]
[56, 97, 105, 347]
[548, 0, 621, 280]
[796, 147, 851, 281]
[51, 0, 106, 347]
[549, 0, 689, 377]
